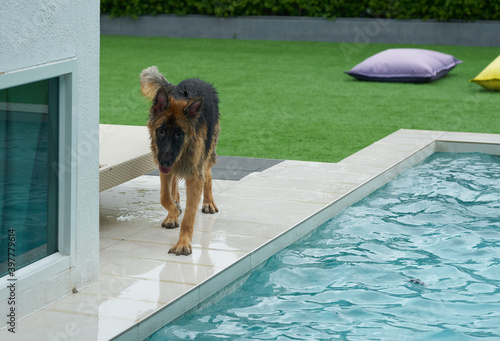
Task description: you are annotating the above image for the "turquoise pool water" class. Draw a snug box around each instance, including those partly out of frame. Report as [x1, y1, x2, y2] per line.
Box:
[150, 152, 500, 340]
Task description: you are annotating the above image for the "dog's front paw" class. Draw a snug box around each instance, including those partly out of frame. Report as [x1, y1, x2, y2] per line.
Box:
[162, 215, 179, 229]
[162, 201, 183, 228]
[168, 242, 192, 256]
[202, 201, 218, 214]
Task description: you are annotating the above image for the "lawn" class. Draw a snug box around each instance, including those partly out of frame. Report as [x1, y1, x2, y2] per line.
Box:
[100, 35, 500, 163]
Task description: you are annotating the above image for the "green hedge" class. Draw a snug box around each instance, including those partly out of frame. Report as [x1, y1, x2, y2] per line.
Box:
[101, 0, 500, 20]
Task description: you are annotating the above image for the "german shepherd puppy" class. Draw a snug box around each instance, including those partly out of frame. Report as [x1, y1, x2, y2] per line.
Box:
[140, 66, 220, 255]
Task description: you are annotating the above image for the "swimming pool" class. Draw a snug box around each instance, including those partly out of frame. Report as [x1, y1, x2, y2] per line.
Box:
[149, 152, 500, 340]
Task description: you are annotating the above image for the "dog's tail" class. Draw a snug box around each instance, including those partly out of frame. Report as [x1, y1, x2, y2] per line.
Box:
[140, 66, 175, 99]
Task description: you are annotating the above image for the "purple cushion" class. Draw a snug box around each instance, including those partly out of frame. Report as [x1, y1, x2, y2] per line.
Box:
[345, 48, 462, 83]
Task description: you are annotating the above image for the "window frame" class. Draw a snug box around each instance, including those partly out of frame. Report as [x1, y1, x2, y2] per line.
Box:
[0, 59, 77, 299]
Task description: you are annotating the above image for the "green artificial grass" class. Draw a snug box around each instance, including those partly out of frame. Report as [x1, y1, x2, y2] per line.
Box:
[100, 35, 500, 163]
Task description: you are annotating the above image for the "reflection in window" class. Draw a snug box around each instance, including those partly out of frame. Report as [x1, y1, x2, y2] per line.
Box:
[0, 78, 59, 276]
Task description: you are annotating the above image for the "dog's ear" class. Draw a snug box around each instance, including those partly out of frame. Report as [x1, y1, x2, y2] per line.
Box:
[151, 88, 169, 114]
[183, 97, 203, 118]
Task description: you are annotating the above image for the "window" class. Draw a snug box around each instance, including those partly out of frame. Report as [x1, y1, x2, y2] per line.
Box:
[0, 59, 76, 294]
[0, 78, 59, 276]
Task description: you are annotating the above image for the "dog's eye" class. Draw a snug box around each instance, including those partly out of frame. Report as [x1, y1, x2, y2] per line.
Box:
[175, 129, 184, 139]
[157, 127, 165, 136]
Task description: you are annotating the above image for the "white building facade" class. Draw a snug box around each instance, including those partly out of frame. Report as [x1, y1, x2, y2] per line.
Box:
[0, 0, 100, 325]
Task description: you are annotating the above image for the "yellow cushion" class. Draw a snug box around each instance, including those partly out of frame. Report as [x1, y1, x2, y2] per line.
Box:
[470, 55, 500, 91]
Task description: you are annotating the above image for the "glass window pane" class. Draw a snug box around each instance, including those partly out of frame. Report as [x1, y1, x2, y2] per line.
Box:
[0, 78, 59, 277]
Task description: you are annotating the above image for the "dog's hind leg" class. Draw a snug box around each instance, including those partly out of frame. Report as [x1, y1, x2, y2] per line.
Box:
[202, 166, 218, 214]
[169, 176, 204, 255]
[160, 172, 182, 229]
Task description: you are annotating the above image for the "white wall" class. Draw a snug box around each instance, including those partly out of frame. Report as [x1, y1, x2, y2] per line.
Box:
[0, 0, 100, 321]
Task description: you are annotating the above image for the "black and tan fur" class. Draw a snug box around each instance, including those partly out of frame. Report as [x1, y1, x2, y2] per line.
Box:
[140, 66, 220, 255]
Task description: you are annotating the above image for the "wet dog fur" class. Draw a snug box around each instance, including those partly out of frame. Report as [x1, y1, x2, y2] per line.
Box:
[140, 66, 220, 255]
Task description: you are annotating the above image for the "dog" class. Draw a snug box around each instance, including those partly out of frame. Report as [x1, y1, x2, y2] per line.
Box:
[140, 66, 220, 255]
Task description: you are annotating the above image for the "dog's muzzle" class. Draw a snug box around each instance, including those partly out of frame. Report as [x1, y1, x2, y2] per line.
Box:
[159, 165, 171, 174]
